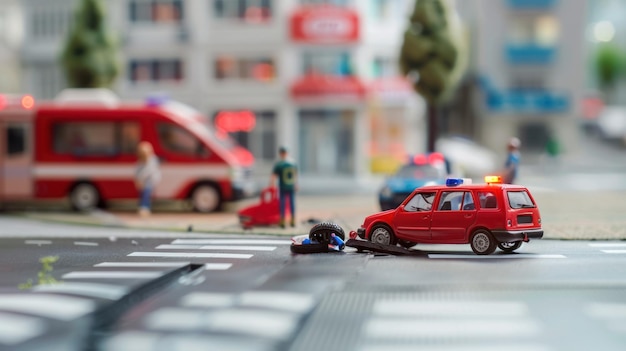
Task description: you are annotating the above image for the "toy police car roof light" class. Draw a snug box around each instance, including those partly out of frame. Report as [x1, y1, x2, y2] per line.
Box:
[484, 175, 503, 184]
[446, 178, 473, 186]
[446, 178, 464, 186]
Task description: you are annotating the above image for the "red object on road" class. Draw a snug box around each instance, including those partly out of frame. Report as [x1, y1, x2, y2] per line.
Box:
[354, 176, 544, 255]
[238, 187, 290, 229]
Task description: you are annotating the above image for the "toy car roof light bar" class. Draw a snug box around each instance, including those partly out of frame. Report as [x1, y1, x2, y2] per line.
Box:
[445, 178, 473, 186]
[484, 175, 503, 184]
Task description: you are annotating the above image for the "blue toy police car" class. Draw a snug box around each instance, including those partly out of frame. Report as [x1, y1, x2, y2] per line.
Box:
[378, 152, 450, 211]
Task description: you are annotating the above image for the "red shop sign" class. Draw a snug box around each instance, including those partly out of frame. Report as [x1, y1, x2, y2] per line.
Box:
[290, 5, 359, 44]
[291, 73, 366, 100]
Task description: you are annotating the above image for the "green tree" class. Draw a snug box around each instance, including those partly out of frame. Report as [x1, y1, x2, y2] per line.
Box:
[594, 43, 624, 104]
[399, 0, 467, 151]
[60, 0, 119, 88]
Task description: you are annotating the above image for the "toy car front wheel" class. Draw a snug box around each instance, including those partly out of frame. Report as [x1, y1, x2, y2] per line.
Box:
[309, 222, 345, 245]
[470, 229, 496, 255]
[498, 241, 522, 253]
[369, 224, 397, 246]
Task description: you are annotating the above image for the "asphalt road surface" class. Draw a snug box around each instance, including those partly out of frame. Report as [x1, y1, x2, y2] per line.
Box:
[1, 217, 626, 351]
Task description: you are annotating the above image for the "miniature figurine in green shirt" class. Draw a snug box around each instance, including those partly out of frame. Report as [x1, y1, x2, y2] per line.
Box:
[270, 146, 298, 228]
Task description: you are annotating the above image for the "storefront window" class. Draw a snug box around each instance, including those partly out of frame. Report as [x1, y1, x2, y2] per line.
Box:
[212, 110, 276, 162]
[372, 57, 397, 78]
[298, 109, 355, 175]
[302, 51, 352, 76]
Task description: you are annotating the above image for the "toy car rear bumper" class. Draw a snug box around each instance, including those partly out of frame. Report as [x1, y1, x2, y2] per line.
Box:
[492, 229, 544, 242]
[357, 228, 366, 239]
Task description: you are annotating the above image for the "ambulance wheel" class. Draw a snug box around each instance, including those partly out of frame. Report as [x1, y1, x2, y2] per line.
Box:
[309, 222, 345, 245]
[70, 183, 100, 212]
[470, 229, 497, 255]
[190, 184, 221, 213]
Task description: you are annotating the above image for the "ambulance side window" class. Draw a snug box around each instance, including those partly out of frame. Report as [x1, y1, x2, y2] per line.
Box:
[157, 123, 208, 158]
[53, 122, 118, 156]
[6, 125, 26, 156]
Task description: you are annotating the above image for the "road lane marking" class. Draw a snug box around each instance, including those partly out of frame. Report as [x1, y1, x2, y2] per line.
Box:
[428, 254, 566, 259]
[146, 307, 298, 340]
[63, 271, 163, 279]
[364, 318, 541, 339]
[239, 292, 316, 313]
[102, 331, 160, 351]
[0, 294, 94, 321]
[181, 293, 236, 308]
[360, 344, 553, 351]
[24, 240, 52, 245]
[373, 301, 529, 317]
[586, 302, 626, 318]
[128, 252, 253, 259]
[205, 309, 298, 340]
[156, 244, 276, 251]
[94, 262, 190, 268]
[74, 241, 99, 246]
[33, 282, 129, 300]
[171, 239, 291, 245]
[204, 263, 232, 270]
[0, 312, 46, 345]
[589, 243, 626, 248]
[601, 250, 626, 254]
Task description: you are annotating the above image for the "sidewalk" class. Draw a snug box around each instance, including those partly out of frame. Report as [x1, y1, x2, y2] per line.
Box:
[10, 189, 626, 240]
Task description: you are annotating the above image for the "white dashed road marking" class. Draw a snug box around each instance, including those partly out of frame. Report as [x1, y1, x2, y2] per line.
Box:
[74, 241, 99, 246]
[33, 282, 129, 300]
[428, 254, 566, 259]
[24, 240, 52, 245]
[0, 294, 95, 321]
[171, 239, 292, 245]
[0, 312, 46, 345]
[63, 271, 163, 279]
[128, 252, 253, 259]
[94, 262, 190, 268]
[156, 244, 277, 251]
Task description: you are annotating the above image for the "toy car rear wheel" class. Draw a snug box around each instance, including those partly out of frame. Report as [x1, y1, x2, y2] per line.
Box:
[369, 224, 397, 246]
[309, 222, 345, 245]
[470, 229, 497, 255]
[498, 241, 522, 253]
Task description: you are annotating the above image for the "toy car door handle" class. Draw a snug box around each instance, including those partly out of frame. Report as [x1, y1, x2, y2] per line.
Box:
[464, 214, 473, 218]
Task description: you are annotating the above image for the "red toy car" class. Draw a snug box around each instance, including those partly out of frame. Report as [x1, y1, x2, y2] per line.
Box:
[351, 176, 543, 255]
[238, 187, 289, 229]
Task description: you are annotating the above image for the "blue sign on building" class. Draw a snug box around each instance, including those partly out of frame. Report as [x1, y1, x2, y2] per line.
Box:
[480, 76, 570, 113]
[507, 0, 557, 9]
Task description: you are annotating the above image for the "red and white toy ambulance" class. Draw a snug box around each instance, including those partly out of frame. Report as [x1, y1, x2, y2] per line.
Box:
[0, 89, 255, 212]
[351, 176, 544, 255]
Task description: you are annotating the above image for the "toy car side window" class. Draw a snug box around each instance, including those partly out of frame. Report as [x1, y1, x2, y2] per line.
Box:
[462, 191, 476, 210]
[405, 191, 436, 212]
[478, 191, 498, 209]
[438, 191, 463, 211]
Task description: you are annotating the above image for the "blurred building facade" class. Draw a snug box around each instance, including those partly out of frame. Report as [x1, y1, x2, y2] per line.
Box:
[12, 0, 425, 190]
[462, 0, 588, 158]
[0, 0, 24, 93]
[6, 0, 592, 188]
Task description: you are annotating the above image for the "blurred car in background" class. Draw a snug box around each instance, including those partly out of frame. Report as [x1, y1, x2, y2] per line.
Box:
[435, 136, 498, 179]
[596, 106, 626, 145]
[378, 152, 449, 210]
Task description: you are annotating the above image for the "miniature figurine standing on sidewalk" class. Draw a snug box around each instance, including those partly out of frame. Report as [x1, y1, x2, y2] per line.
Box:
[503, 137, 521, 184]
[135, 141, 161, 217]
[270, 146, 298, 228]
